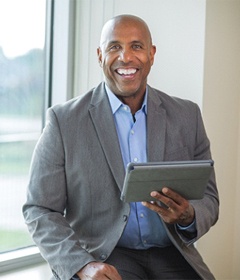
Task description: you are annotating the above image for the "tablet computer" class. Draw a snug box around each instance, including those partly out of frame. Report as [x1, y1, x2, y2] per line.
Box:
[120, 160, 214, 202]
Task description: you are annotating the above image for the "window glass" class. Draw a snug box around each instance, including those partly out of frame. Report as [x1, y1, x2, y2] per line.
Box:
[0, 0, 46, 252]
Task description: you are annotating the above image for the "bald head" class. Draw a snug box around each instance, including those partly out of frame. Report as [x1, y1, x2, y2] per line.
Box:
[100, 14, 153, 48]
[97, 14, 156, 109]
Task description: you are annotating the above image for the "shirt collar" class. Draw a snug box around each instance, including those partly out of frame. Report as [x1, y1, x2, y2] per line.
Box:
[105, 84, 148, 115]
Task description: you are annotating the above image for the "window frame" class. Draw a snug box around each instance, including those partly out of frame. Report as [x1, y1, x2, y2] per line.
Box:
[0, 247, 43, 273]
[0, 0, 76, 273]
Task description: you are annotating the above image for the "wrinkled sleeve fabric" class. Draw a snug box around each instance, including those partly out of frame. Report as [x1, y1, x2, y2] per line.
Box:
[22, 108, 95, 280]
[174, 104, 219, 245]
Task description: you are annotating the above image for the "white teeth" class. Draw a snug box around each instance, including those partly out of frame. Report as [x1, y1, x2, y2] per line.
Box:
[117, 68, 137, 75]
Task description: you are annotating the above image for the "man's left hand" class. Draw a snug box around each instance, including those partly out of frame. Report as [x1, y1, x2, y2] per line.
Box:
[142, 187, 195, 226]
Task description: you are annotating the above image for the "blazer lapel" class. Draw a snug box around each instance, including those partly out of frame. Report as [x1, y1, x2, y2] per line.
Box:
[88, 83, 167, 190]
[89, 83, 125, 191]
[147, 86, 166, 162]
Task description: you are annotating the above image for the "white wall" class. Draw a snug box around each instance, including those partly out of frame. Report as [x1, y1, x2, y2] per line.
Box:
[74, 0, 206, 106]
[199, 1, 240, 279]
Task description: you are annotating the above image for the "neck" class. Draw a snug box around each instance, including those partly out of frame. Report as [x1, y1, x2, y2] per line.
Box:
[117, 92, 145, 115]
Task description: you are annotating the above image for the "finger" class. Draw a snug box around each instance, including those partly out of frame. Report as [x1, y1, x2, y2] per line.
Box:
[104, 264, 122, 280]
[142, 200, 170, 216]
[142, 200, 178, 225]
[161, 187, 186, 205]
[150, 190, 178, 211]
[157, 189, 192, 217]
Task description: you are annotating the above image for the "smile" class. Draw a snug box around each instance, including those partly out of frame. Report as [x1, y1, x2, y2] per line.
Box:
[116, 68, 138, 76]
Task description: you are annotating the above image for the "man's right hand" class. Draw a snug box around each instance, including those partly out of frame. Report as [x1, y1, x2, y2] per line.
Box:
[77, 261, 122, 280]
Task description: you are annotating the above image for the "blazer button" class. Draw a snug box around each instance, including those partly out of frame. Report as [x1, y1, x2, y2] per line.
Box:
[123, 215, 128, 221]
[100, 254, 107, 260]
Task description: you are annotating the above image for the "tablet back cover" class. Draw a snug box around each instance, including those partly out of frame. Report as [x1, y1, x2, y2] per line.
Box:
[120, 160, 214, 202]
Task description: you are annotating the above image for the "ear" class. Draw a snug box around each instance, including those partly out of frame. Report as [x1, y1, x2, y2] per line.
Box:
[97, 47, 103, 67]
[150, 45, 156, 66]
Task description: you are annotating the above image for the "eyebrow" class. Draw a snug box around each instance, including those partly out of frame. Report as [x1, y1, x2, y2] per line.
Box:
[131, 40, 144, 46]
[106, 40, 144, 46]
[106, 40, 120, 46]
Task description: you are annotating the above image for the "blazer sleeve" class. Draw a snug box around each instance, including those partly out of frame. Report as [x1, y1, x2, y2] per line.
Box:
[22, 108, 96, 280]
[176, 104, 219, 244]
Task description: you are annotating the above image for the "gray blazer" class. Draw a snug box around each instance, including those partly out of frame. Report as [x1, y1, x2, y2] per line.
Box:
[23, 82, 219, 280]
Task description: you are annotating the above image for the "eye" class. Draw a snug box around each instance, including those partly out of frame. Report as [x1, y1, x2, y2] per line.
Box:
[132, 44, 142, 50]
[109, 45, 121, 51]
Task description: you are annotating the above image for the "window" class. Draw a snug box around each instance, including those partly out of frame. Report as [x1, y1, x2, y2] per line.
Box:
[0, 0, 46, 253]
[0, 0, 76, 273]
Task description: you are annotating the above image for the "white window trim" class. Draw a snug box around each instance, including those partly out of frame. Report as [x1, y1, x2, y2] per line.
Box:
[0, 247, 44, 273]
[50, 0, 76, 106]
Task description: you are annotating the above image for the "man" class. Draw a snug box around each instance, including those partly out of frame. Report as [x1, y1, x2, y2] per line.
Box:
[23, 15, 219, 280]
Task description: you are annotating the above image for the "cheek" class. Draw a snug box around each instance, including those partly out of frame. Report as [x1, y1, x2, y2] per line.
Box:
[143, 56, 154, 71]
[103, 52, 119, 66]
[136, 53, 152, 67]
[102, 56, 117, 75]
[103, 56, 111, 67]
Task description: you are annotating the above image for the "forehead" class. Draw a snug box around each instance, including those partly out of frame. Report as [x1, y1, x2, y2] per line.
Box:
[100, 18, 151, 46]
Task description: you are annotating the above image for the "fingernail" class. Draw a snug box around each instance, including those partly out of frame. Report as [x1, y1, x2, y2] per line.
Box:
[162, 187, 168, 193]
[151, 191, 157, 197]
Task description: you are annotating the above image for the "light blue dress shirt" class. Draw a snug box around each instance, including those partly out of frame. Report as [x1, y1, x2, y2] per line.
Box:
[106, 85, 172, 249]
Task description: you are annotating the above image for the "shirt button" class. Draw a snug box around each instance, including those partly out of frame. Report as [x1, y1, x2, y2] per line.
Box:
[133, 157, 138, 162]
[123, 106, 128, 111]
[140, 213, 144, 218]
[100, 254, 107, 260]
[130, 130, 134, 134]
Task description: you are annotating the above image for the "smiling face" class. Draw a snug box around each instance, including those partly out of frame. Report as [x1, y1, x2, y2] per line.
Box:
[97, 15, 156, 105]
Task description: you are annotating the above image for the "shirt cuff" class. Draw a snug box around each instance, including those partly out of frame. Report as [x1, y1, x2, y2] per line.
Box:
[177, 219, 196, 232]
[176, 219, 197, 241]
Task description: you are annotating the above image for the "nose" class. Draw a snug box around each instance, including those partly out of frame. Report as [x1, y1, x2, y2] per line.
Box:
[118, 48, 133, 63]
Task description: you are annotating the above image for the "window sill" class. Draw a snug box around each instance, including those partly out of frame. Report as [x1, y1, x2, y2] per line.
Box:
[0, 246, 45, 273]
